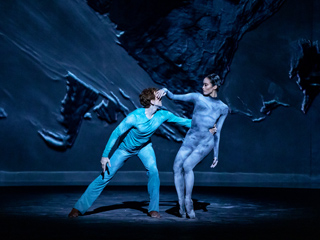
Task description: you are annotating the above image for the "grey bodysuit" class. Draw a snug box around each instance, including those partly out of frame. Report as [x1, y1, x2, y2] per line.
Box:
[165, 89, 228, 217]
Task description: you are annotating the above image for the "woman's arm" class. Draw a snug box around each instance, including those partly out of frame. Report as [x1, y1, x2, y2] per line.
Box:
[211, 106, 228, 168]
[157, 88, 198, 102]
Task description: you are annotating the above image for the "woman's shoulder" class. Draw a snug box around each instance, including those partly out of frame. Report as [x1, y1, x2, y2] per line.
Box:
[190, 92, 202, 100]
[206, 97, 229, 112]
[217, 100, 229, 113]
[218, 99, 228, 107]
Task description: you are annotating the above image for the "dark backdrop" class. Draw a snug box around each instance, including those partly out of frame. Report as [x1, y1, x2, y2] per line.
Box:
[0, 0, 319, 187]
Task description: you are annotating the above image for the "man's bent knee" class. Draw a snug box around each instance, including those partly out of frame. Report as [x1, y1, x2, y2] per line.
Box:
[147, 167, 159, 177]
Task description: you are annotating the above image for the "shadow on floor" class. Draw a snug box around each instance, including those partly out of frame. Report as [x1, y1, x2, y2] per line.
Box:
[84, 199, 210, 218]
[84, 201, 149, 216]
[165, 199, 210, 217]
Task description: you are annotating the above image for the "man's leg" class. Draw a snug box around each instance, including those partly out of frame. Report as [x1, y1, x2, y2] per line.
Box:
[69, 149, 130, 217]
[138, 144, 160, 218]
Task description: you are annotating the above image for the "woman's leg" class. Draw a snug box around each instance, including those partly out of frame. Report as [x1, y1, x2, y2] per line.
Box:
[183, 145, 213, 218]
[73, 149, 131, 214]
[173, 145, 193, 217]
[138, 144, 160, 213]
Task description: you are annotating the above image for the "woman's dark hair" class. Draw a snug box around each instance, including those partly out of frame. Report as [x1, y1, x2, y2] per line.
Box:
[139, 87, 158, 108]
[206, 73, 222, 90]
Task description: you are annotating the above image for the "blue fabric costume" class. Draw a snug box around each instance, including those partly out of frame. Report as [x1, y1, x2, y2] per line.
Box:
[74, 108, 191, 214]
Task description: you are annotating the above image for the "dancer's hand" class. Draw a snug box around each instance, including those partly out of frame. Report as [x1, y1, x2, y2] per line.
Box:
[101, 157, 111, 173]
[209, 124, 217, 135]
[210, 157, 218, 168]
[156, 89, 167, 99]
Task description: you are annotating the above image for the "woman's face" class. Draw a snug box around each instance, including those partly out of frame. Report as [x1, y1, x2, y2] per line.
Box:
[202, 77, 216, 96]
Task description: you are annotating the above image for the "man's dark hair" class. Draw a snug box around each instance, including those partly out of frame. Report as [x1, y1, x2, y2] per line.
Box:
[139, 87, 158, 108]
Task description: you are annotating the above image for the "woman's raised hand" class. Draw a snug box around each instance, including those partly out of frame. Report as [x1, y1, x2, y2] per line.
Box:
[155, 89, 167, 99]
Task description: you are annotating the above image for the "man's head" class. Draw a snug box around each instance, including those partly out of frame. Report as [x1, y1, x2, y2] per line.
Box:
[139, 87, 161, 108]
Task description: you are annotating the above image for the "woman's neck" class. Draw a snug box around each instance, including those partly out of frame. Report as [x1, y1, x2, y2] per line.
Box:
[210, 90, 218, 98]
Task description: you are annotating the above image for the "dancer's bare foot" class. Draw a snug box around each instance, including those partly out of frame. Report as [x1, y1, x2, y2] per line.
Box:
[179, 209, 186, 218]
[186, 209, 196, 219]
[178, 198, 186, 218]
[148, 211, 161, 218]
[68, 208, 80, 218]
[185, 198, 196, 219]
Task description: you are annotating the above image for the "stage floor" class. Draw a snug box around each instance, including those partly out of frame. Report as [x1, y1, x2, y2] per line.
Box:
[0, 186, 319, 240]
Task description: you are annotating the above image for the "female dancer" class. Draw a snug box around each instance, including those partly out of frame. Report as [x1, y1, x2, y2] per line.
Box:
[157, 73, 228, 218]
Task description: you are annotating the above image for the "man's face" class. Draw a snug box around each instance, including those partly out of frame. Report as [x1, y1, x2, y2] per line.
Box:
[151, 92, 162, 107]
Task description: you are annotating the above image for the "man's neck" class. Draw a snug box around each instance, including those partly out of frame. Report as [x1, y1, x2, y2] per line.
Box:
[145, 106, 158, 119]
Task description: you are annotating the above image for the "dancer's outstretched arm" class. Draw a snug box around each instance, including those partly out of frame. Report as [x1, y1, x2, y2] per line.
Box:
[157, 88, 198, 103]
[164, 111, 192, 128]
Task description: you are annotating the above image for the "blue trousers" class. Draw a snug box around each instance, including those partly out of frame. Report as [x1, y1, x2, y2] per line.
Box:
[74, 143, 160, 214]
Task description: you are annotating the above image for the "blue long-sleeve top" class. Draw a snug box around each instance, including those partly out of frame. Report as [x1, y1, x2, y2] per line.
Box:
[102, 108, 191, 158]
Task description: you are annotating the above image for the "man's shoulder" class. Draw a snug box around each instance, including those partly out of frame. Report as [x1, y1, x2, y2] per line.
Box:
[130, 108, 143, 115]
[126, 108, 143, 120]
[156, 109, 170, 115]
[156, 109, 176, 118]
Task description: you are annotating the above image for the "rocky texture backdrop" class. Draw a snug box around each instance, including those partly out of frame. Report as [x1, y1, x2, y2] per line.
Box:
[0, 0, 319, 187]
